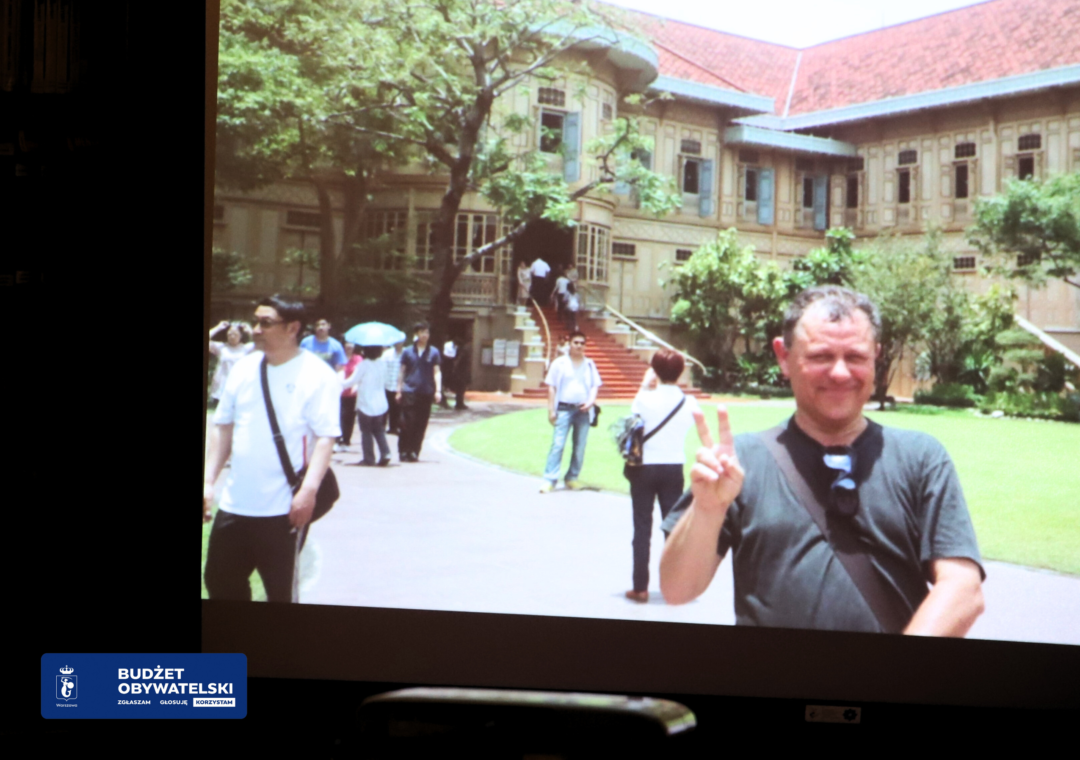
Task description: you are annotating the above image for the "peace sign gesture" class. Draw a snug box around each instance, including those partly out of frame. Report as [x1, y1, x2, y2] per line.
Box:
[689, 405, 744, 516]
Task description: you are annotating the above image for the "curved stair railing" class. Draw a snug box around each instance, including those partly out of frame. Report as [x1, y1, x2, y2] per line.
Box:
[575, 281, 707, 373]
[529, 297, 555, 370]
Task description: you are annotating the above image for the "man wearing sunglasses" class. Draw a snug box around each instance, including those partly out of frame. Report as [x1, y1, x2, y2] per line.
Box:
[660, 286, 985, 636]
[540, 331, 602, 493]
[203, 295, 341, 602]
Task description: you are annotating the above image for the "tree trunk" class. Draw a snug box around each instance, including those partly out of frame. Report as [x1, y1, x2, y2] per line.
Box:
[313, 178, 336, 319]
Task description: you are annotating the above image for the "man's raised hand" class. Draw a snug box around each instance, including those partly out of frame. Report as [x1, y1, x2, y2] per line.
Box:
[689, 405, 744, 516]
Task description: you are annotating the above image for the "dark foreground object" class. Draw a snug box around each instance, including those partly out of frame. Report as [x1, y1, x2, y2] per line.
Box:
[358, 686, 695, 758]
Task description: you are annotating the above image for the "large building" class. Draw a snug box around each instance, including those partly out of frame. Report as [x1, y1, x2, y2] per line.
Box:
[212, 0, 1080, 394]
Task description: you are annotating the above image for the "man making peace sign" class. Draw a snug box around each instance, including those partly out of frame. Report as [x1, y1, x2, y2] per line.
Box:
[660, 286, 985, 636]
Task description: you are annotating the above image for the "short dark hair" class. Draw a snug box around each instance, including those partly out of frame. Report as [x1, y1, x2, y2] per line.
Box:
[569, 330, 586, 343]
[782, 285, 881, 348]
[651, 348, 686, 383]
[314, 316, 331, 326]
[361, 345, 383, 360]
[413, 321, 430, 334]
[257, 295, 306, 329]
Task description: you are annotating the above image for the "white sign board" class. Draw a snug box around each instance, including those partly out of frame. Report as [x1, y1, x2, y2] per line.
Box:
[492, 339, 507, 366]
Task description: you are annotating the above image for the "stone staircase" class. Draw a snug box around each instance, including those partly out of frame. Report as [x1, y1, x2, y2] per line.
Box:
[511, 304, 709, 401]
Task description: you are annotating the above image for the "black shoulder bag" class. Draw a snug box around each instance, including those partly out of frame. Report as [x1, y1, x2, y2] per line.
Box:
[757, 425, 909, 634]
[621, 396, 686, 478]
[261, 356, 340, 522]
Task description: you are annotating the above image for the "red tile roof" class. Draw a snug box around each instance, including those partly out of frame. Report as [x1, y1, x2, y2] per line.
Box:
[619, 0, 1080, 117]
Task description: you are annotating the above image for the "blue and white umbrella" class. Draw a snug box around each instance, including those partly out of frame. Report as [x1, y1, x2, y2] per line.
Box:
[343, 322, 407, 347]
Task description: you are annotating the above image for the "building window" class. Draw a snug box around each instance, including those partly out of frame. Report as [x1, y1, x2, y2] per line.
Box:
[1018, 155, 1035, 180]
[953, 256, 976, 271]
[1018, 133, 1041, 151]
[675, 248, 693, 264]
[413, 213, 437, 272]
[602, 102, 613, 121]
[802, 177, 814, 209]
[738, 149, 759, 164]
[540, 110, 564, 153]
[955, 164, 969, 199]
[898, 169, 911, 204]
[286, 210, 321, 228]
[745, 168, 758, 202]
[955, 142, 976, 159]
[846, 174, 859, 208]
[683, 159, 700, 194]
[576, 223, 610, 283]
[680, 139, 701, 155]
[455, 213, 500, 273]
[898, 149, 917, 166]
[538, 87, 566, 107]
[362, 210, 407, 269]
[612, 242, 636, 259]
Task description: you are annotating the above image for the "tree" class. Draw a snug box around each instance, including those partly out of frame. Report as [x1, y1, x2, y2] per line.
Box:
[968, 173, 1080, 290]
[323, 0, 680, 342]
[849, 229, 957, 406]
[215, 0, 412, 320]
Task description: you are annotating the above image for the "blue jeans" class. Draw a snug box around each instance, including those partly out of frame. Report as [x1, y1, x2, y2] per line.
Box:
[544, 405, 591, 483]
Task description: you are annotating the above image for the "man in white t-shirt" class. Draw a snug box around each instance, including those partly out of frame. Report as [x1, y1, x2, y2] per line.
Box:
[540, 330, 602, 492]
[203, 295, 341, 602]
[529, 256, 551, 303]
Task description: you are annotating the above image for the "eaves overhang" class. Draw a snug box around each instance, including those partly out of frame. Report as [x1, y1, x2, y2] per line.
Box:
[739, 63, 1080, 131]
[649, 75, 775, 115]
[724, 124, 857, 157]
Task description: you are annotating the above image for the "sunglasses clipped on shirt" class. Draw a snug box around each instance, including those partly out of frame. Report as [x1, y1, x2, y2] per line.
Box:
[822, 447, 858, 517]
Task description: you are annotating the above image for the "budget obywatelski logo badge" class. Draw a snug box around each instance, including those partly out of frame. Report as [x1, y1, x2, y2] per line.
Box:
[56, 666, 77, 701]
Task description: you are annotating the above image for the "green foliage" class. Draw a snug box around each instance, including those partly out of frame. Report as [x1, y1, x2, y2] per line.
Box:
[977, 390, 1075, 421]
[848, 228, 959, 403]
[210, 247, 253, 292]
[913, 383, 983, 408]
[968, 173, 1080, 290]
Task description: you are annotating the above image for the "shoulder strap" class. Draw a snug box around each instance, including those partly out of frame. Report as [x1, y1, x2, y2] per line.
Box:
[261, 356, 301, 489]
[757, 425, 908, 634]
[643, 396, 686, 443]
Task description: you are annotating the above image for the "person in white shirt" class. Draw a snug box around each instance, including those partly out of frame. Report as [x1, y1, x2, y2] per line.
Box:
[625, 349, 713, 603]
[517, 260, 533, 306]
[381, 342, 405, 436]
[203, 295, 341, 603]
[551, 267, 571, 320]
[208, 320, 254, 407]
[342, 345, 391, 466]
[529, 256, 551, 303]
[540, 331, 602, 493]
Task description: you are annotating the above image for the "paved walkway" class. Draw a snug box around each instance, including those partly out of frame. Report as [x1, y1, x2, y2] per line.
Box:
[299, 398, 1080, 645]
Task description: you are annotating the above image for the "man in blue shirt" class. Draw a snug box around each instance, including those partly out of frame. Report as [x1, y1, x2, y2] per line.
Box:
[395, 321, 442, 462]
[300, 317, 346, 370]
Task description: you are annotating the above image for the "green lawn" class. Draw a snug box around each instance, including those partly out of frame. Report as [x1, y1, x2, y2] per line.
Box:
[449, 403, 1080, 576]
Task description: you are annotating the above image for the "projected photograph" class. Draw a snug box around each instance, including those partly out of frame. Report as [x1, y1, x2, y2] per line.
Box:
[203, 0, 1080, 647]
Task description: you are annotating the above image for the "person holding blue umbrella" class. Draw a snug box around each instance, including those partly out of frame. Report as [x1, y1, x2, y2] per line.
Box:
[341, 345, 392, 467]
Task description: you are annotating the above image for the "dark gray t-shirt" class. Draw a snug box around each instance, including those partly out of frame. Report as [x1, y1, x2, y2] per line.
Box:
[661, 417, 984, 633]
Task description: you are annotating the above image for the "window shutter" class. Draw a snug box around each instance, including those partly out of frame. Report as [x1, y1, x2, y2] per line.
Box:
[698, 159, 714, 217]
[813, 174, 828, 231]
[562, 111, 581, 183]
[756, 167, 774, 225]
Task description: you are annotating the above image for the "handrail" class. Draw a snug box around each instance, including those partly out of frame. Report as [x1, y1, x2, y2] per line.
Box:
[1014, 314, 1080, 370]
[574, 280, 707, 372]
[528, 297, 554, 370]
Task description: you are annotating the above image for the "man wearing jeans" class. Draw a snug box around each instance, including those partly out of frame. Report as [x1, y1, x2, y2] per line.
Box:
[540, 331, 602, 493]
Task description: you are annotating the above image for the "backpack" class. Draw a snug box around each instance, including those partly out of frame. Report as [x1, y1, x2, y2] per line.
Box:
[612, 397, 686, 469]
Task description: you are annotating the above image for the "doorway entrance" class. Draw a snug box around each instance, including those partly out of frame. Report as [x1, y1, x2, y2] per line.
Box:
[509, 219, 574, 302]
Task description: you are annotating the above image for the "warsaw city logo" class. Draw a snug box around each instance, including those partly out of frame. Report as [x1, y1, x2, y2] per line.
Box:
[56, 666, 77, 701]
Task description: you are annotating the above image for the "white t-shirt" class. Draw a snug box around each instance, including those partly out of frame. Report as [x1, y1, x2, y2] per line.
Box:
[342, 358, 390, 417]
[553, 276, 570, 297]
[530, 258, 551, 278]
[213, 350, 342, 517]
[631, 384, 701, 465]
[544, 355, 602, 405]
[209, 342, 254, 399]
[443, 340, 458, 359]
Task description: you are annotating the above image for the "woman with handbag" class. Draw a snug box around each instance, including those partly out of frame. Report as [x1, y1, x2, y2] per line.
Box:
[625, 350, 712, 603]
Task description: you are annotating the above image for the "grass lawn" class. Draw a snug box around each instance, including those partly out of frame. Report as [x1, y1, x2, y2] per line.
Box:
[449, 403, 1080, 576]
